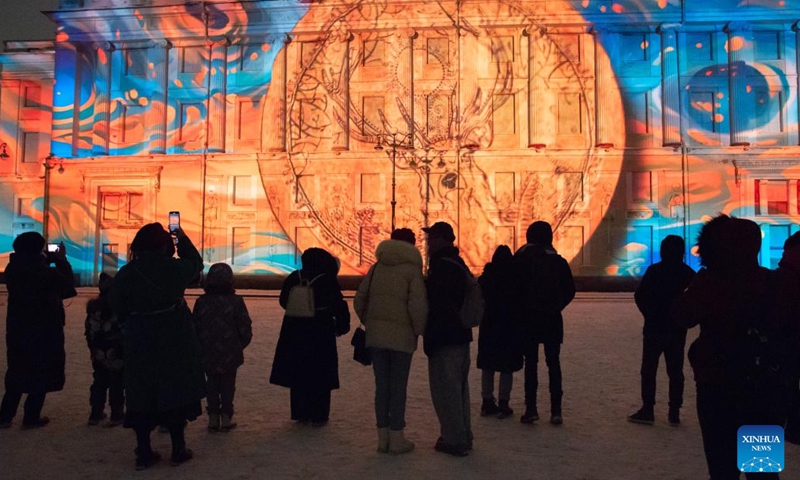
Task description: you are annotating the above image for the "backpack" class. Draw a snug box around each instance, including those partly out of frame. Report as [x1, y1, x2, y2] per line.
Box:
[443, 258, 485, 328]
[735, 273, 792, 414]
[284, 272, 323, 318]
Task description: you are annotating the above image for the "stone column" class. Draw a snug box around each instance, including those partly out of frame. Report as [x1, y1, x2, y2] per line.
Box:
[725, 22, 752, 146]
[659, 24, 682, 147]
[207, 38, 228, 153]
[147, 39, 170, 154]
[265, 35, 290, 152]
[92, 42, 114, 156]
[331, 32, 353, 151]
[592, 27, 614, 147]
[395, 28, 417, 147]
[524, 26, 546, 148]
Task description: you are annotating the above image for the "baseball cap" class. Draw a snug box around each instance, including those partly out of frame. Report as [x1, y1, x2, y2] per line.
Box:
[422, 222, 456, 242]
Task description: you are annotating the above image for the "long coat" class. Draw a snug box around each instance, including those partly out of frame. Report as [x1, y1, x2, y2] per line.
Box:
[477, 260, 523, 372]
[353, 239, 427, 354]
[4, 253, 76, 393]
[109, 238, 205, 417]
[270, 270, 350, 391]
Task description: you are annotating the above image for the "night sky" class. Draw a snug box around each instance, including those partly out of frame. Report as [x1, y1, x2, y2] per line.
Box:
[0, 0, 60, 51]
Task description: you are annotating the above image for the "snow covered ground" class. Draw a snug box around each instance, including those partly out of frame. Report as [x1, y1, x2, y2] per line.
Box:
[0, 290, 794, 480]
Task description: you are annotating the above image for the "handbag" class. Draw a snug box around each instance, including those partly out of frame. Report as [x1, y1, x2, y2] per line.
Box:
[351, 326, 371, 366]
[351, 265, 377, 366]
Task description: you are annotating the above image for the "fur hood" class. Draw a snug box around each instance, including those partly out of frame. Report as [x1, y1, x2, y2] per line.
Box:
[375, 239, 423, 267]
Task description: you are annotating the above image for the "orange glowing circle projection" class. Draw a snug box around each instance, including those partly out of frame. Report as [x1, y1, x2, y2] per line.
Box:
[259, 0, 624, 273]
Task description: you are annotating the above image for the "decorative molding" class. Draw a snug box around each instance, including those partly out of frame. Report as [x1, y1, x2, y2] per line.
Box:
[78, 165, 163, 192]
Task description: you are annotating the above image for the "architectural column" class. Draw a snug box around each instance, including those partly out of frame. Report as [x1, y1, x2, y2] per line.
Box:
[592, 27, 614, 147]
[459, 27, 479, 148]
[725, 22, 752, 146]
[659, 24, 682, 147]
[395, 28, 416, 147]
[794, 22, 800, 145]
[524, 26, 545, 148]
[92, 42, 114, 156]
[147, 39, 170, 154]
[207, 38, 228, 153]
[265, 35, 289, 152]
[331, 32, 353, 151]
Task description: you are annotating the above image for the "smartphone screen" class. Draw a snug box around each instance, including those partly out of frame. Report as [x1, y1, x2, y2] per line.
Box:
[46, 243, 59, 253]
[169, 211, 180, 233]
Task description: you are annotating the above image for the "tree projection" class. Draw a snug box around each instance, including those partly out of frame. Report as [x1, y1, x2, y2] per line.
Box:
[0, 0, 799, 283]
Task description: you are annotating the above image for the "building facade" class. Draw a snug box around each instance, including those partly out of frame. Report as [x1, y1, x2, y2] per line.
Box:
[1, 0, 799, 285]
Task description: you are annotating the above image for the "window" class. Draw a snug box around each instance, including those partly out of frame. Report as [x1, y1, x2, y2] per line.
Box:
[124, 49, 148, 77]
[363, 40, 385, 67]
[755, 180, 789, 215]
[490, 36, 514, 63]
[427, 38, 448, 64]
[180, 46, 205, 74]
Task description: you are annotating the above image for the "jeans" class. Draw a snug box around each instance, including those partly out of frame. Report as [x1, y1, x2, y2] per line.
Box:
[428, 344, 472, 447]
[523, 342, 562, 414]
[371, 348, 413, 430]
[206, 370, 237, 416]
[481, 370, 513, 401]
[639, 333, 685, 409]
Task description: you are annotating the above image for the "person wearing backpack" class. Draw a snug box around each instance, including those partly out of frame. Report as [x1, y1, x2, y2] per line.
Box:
[270, 248, 350, 426]
[477, 245, 523, 419]
[354, 228, 428, 454]
[674, 215, 792, 480]
[514, 221, 575, 426]
[628, 235, 695, 426]
[422, 222, 473, 457]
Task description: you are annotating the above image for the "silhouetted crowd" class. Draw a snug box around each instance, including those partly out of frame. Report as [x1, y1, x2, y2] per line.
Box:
[1, 215, 798, 479]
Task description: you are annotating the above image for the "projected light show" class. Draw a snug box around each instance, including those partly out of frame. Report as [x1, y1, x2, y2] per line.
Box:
[0, 0, 799, 284]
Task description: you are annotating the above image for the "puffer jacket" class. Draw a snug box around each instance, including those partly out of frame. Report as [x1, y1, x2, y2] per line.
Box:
[354, 240, 428, 354]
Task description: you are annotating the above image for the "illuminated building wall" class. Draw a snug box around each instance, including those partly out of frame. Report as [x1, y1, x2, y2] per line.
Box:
[1, 0, 799, 284]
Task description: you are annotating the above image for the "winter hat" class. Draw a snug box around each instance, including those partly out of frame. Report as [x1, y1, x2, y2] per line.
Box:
[98, 272, 115, 294]
[206, 263, 234, 289]
[422, 222, 456, 242]
[13, 231, 46, 255]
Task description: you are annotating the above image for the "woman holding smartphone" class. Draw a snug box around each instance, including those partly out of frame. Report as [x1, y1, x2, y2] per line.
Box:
[109, 222, 205, 470]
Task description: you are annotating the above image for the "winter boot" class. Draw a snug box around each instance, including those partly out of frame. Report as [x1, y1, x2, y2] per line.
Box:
[497, 400, 514, 419]
[628, 406, 655, 425]
[220, 413, 237, 432]
[520, 406, 539, 424]
[377, 427, 389, 453]
[388, 429, 415, 455]
[208, 413, 220, 432]
[107, 406, 124, 427]
[480, 398, 500, 417]
[87, 407, 106, 426]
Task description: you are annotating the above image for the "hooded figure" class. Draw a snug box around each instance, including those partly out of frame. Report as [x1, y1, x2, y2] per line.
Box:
[0, 232, 76, 429]
[270, 248, 350, 425]
[193, 262, 253, 432]
[674, 215, 793, 480]
[354, 229, 428, 454]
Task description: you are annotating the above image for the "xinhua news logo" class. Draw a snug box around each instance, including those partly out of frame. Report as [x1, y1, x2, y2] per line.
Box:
[738, 425, 784, 474]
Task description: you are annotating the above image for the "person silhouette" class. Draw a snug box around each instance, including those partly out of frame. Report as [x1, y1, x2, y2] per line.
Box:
[514, 221, 576, 426]
[628, 235, 695, 426]
[675, 215, 794, 480]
